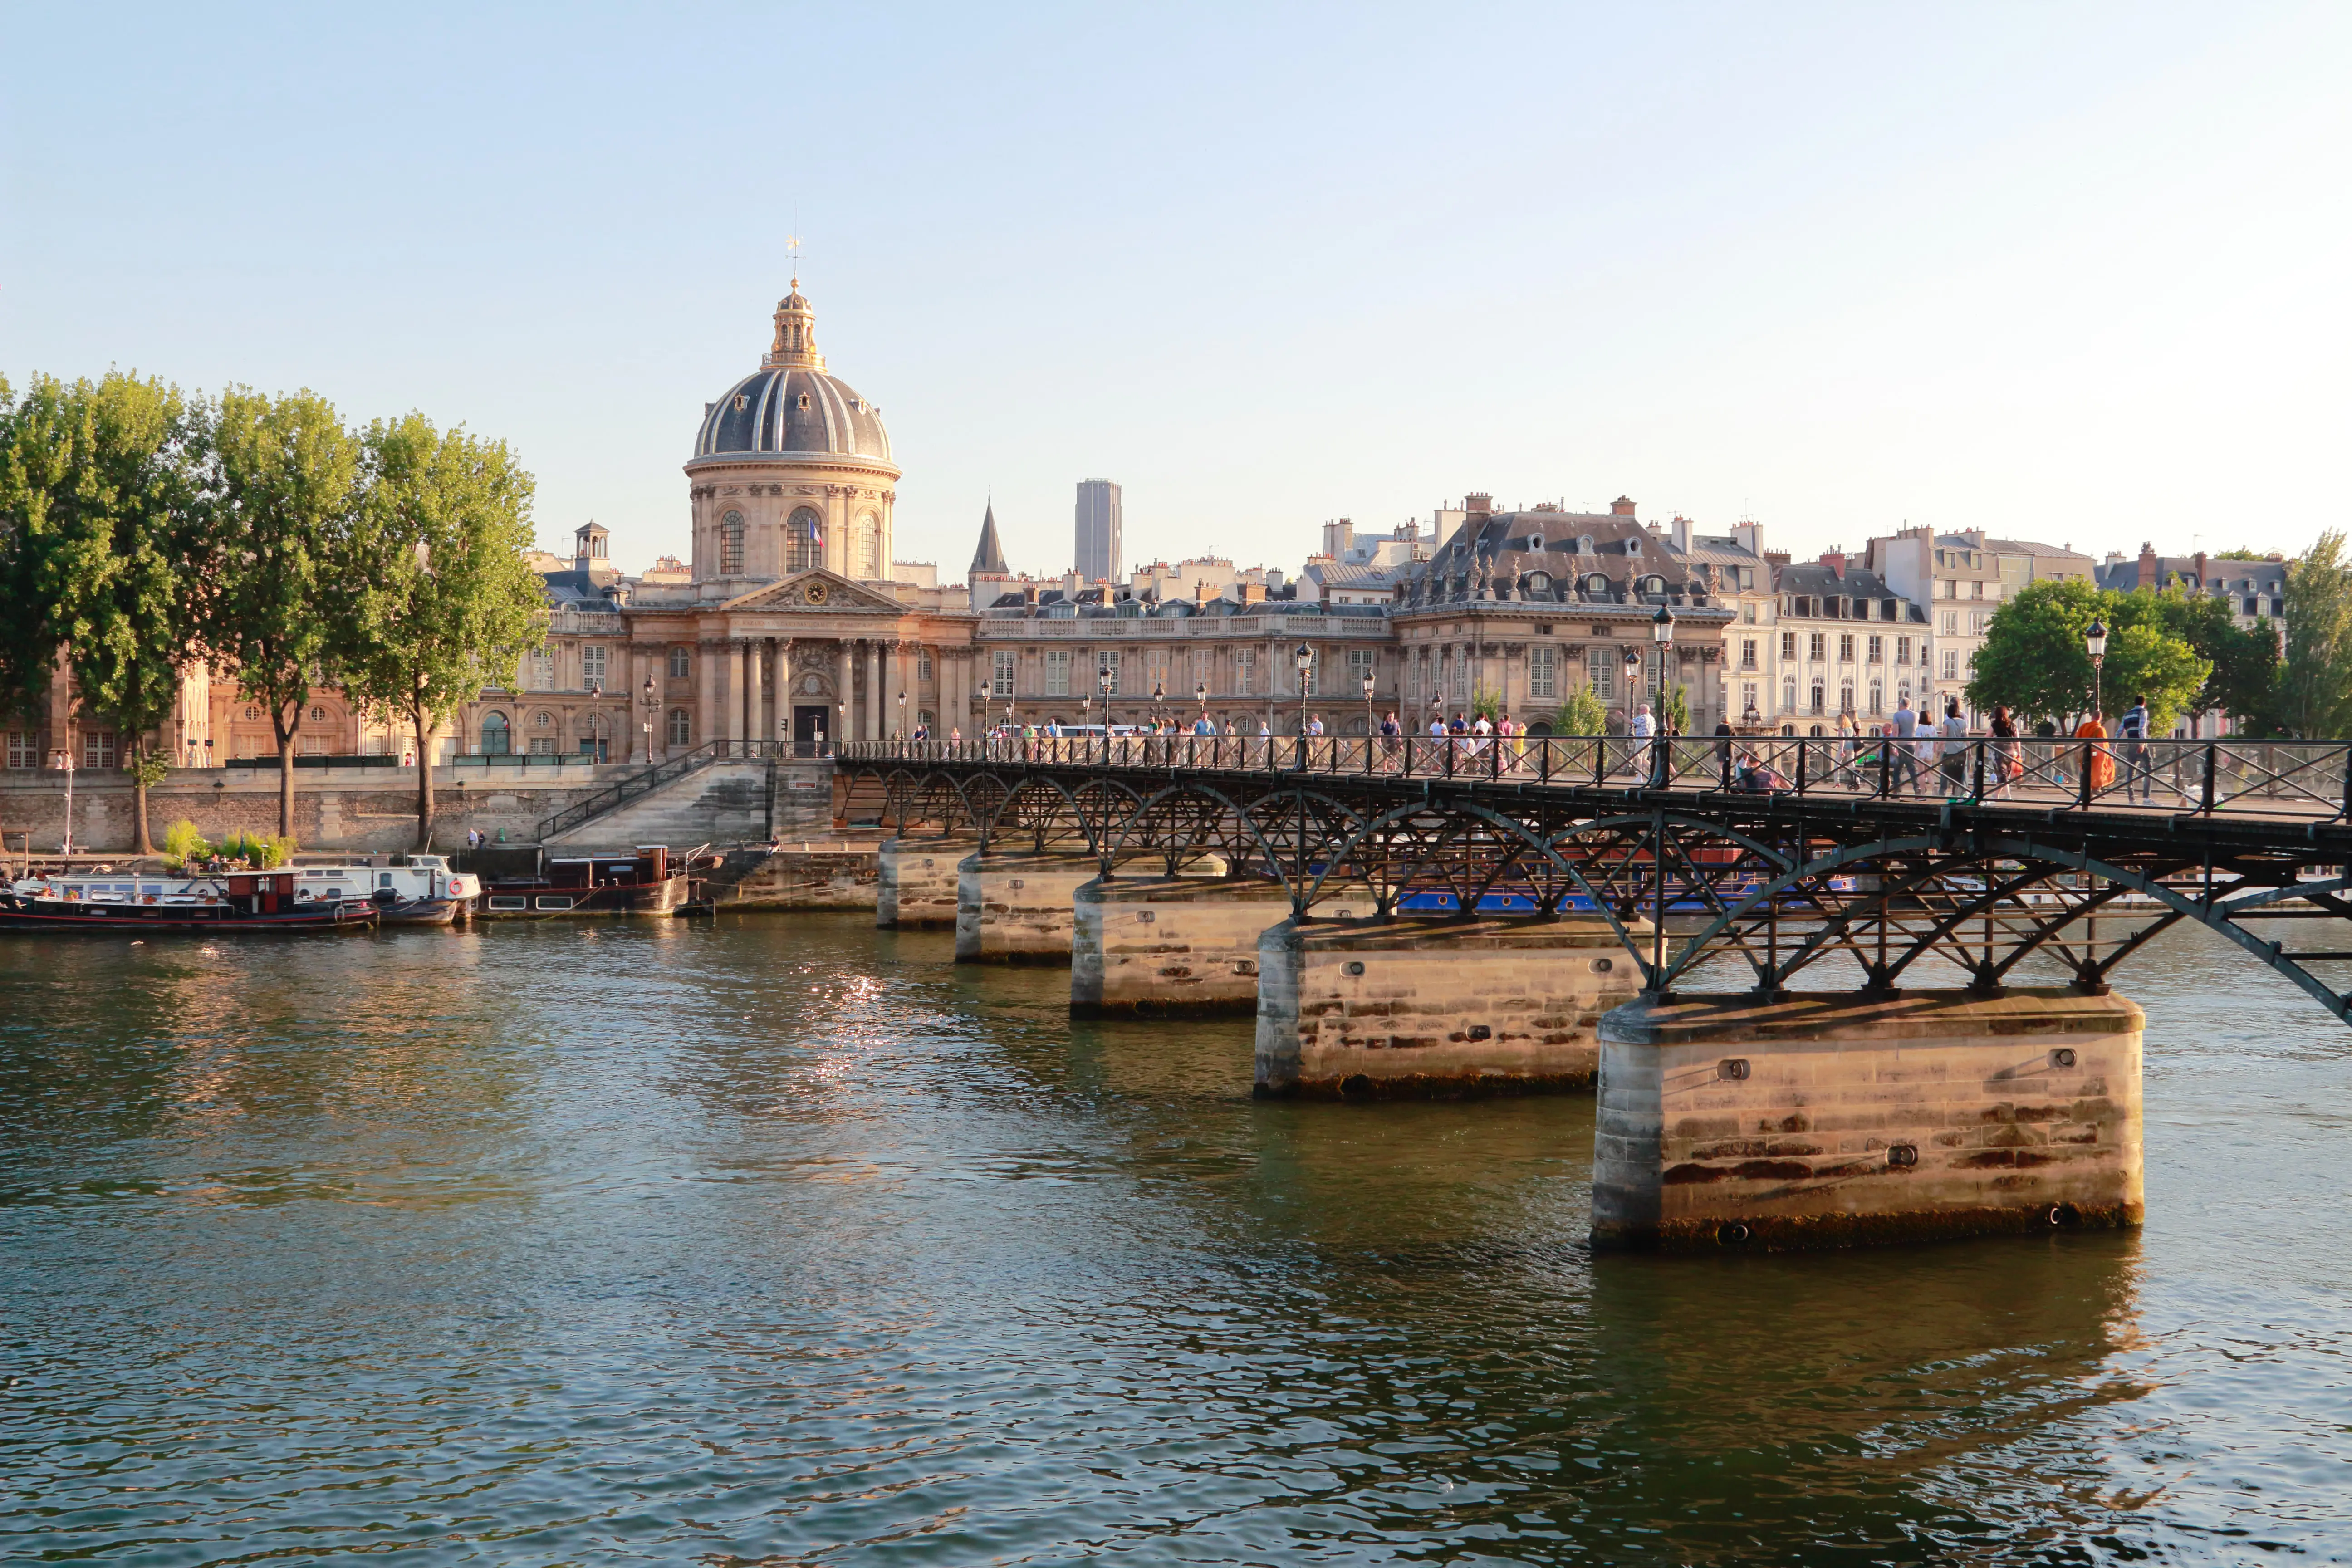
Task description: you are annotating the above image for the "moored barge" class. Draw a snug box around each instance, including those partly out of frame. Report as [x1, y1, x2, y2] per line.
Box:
[462, 844, 695, 919]
[0, 870, 377, 933]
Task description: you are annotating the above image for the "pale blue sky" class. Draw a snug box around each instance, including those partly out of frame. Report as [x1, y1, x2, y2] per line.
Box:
[6, 3, 2347, 580]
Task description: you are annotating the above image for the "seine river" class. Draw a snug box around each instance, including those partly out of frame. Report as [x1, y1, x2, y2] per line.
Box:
[4, 914, 2349, 1565]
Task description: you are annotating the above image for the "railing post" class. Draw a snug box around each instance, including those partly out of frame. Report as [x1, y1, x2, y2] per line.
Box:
[2202, 741, 2218, 814]
[1593, 737, 1605, 788]
[1878, 735, 1891, 799]
[2340, 743, 2352, 823]
[2078, 742, 2094, 809]
[1540, 736, 1553, 786]
[1972, 739, 1985, 802]
[1795, 739, 1808, 796]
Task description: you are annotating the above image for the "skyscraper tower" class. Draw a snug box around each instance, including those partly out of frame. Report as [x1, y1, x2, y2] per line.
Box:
[1074, 478, 1122, 583]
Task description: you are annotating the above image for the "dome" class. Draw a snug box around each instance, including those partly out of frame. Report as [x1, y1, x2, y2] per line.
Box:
[694, 367, 892, 461]
[691, 281, 893, 463]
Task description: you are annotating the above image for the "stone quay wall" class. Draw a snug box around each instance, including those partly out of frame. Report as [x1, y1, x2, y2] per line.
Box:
[0, 766, 621, 856]
[877, 838, 977, 928]
[955, 852, 1105, 965]
[718, 843, 883, 911]
[1591, 989, 2146, 1251]
[1071, 873, 1294, 1017]
[1254, 914, 1643, 1098]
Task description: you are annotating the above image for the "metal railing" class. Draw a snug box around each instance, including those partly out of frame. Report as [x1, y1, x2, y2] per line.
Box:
[837, 734, 2352, 822]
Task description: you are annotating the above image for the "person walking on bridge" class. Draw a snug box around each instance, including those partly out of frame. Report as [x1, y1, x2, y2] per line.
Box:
[2118, 694, 2154, 804]
[1890, 697, 1924, 795]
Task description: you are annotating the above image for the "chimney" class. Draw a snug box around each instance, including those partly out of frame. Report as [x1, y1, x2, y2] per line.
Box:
[1322, 517, 1355, 557]
[1731, 520, 1762, 558]
[1611, 495, 1637, 518]
[1764, 549, 1792, 569]
[1463, 492, 1493, 521]
[1821, 548, 1847, 579]
[2136, 541, 2158, 591]
[1672, 515, 1692, 552]
[2194, 549, 2209, 589]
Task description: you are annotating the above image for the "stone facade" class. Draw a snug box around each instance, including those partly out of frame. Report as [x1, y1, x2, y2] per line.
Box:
[1071, 873, 1294, 1016]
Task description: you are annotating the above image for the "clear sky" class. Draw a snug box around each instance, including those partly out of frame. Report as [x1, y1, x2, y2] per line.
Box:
[5, 3, 2347, 581]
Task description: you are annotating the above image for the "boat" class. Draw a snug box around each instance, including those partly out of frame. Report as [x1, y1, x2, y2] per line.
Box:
[285, 855, 481, 925]
[463, 844, 696, 919]
[0, 869, 377, 933]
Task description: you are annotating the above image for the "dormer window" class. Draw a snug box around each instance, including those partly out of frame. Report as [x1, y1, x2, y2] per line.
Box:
[1526, 571, 1550, 593]
[1583, 573, 1612, 596]
[1528, 534, 1544, 552]
[1578, 535, 1594, 554]
[1627, 538, 1642, 557]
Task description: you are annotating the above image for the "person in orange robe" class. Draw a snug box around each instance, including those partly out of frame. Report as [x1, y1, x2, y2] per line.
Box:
[2074, 715, 2115, 794]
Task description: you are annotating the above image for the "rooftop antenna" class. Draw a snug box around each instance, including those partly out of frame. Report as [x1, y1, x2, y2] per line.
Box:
[786, 234, 804, 288]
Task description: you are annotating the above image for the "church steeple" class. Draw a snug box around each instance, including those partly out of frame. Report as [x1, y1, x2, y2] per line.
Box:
[970, 501, 1009, 576]
[763, 278, 826, 371]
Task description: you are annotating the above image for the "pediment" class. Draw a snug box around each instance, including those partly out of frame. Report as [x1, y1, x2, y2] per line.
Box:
[720, 570, 904, 615]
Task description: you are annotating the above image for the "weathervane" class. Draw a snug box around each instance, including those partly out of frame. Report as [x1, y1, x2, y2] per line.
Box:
[787, 234, 804, 288]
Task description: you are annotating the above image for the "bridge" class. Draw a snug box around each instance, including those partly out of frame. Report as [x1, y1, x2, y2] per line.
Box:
[826, 732, 2352, 1254]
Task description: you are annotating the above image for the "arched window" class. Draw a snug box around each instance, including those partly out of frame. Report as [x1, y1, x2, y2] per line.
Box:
[667, 647, 690, 679]
[1527, 534, 1544, 552]
[855, 513, 880, 578]
[480, 711, 510, 755]
[667, 708, 691, 746]
[720, 510, 745, 575]
[1641, 574, 1666, 597]
[1583, 573, 1612, 597]
[1578, 535, 1594, 554]
[1780, 678, 1797, 713]
[1525, 571, 1550, 594]
[1810, 681, 1825, 714]
[1839, 683, 1854, 714]
[786, 507, 823, 573]
[1869, 682, 1884, 715]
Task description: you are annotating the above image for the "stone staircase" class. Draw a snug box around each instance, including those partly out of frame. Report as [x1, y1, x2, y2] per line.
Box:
[542, 756, 834, 851]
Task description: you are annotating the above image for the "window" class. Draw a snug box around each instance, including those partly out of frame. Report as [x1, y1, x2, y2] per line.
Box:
[1236, 649, 1255, 695]
[855, 514, 880, 578]
[529, 735, 558, 755]
[1808, 633, 1826, 661]
[1740, 637, 1758, 670]
[5, 731, 35, 769]
[2270, 597, 2285, 617]
[1741, 681, 1758, 715]
[1881, 599, 1898, 621]
[1781, 677, 1797, 712]
[1810, 682, 1825, 714]
[1839, 683, 1853, 713]
[1780, 631, 1797, 661]
[1587, 646, 1615, 701]
[481, 711, 511, 755]
[1193, 651, 1213, 693]
[668, 708, 691, 746]
[1529, 644, 1557, 699]
[720, 510, 746, 575]
[528, 646, 556, 691]
[83, 730, 116, 769]
[668, 647, 691, 679]
[919, 649, 934, 682]
[1348, 646, 1377, 693]
[308, 705, 326, 724]
[582, 645, 607, 686]
[1741, 603, 1756, 622]
[1867, 635, 1883, 662]
[992, 650, 1015, 697]
[1451, 650, 1468, 703]
[1942, 649, 1961, 680]
[1838, 634, 1854, 662]
[1896, 637, 1913, 666]
[1100, 651, 1121, 696]
[1971, 580, 1984, 599]
[1045, 649, 1071, 696]
[1869, 682, 1883, 714]
[787, 507, 823, 573]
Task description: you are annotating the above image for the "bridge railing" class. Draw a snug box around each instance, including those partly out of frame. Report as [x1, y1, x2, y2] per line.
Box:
[839, 734, 2352, 820]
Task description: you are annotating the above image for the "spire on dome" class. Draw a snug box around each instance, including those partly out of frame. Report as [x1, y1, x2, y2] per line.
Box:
[764, 279, 825, 371]
[970, 501, 1009, 576]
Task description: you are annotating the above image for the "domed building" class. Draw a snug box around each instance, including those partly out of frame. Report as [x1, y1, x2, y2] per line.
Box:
[685, 282, 899, 583]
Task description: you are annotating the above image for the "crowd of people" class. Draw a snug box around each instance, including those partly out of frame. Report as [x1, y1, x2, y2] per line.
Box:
[1722, 694, 2166, 803]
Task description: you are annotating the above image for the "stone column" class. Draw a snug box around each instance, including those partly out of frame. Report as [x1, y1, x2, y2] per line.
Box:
[775, 639, 795, 751]
[745, 639, 765, 751]
[867, 641, 885, 742]
[698, 641, 719, 753]
[887, 640, 907, 737]
[838, 636, 858, 747]
[726, 641, 747, 749]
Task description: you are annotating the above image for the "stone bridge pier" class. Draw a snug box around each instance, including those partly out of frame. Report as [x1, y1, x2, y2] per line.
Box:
[877, 837, 975, 929]
[1254, 914, 1645, 1099]
[956, 850, 1227, 965]
[1591, 989, 2145, 1250]
[1071, 873, 1311, 1018]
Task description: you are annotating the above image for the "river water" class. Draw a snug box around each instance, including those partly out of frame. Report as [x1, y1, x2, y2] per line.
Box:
[2, 915, 2348, 1565]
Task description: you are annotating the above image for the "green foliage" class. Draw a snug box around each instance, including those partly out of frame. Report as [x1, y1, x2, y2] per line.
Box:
[1550, 687, 1607, 737]
[2140, 583, 2279, 732]
[1658, 681, 1690, 735]
[259, 833, 295, 868]
[337, 413, 547, 848]
[1967, 578, 2210, 730]
[202, 387, 362, 835]
[163, 819, 213, 863]
[1470, 685, 1503, 722]
[2276, 531, 2352, 739]
[2214, 549, 2273, 561]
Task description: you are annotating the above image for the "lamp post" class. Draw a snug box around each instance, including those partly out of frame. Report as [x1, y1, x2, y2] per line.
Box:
[1194, 681, 1208, 731]
[895, 687, 906, 746]
[49, 747, 74, 857]
[1361, 667, 1376, 749]
[640, 674, 659, 764]
[2084, 619, 2108, 722]
[832, 700, 844, 757]
[1650, 604, 1676, 781]
[1293, 642, 1313, 740]
[1152, 681, 1166, 729]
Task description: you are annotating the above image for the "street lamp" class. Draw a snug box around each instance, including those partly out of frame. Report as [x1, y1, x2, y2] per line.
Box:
[1361, 666, 1376, 745]
[1152, 681, 1166, 729]
[1194, 681, 1208, 730]
[832, 700, 844, 757]
[2084, 619, 2108, 721]
[896, 687, 906, 745]
[1293, 642, 1313, 741]
[49, 748, 74, 857]
[640, 673, 659, 764]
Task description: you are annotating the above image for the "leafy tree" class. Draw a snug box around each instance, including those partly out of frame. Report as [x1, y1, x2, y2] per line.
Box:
[0, 374, 66, 731]
[201, 387, 361, 839]
[1967, 579, 2209, 729]
[2140, 586, 2279, 734]
[1471, 685, 1502, 722]
[0, 373, 211, 851]
[2214, 549, 2273, 561]
[1658, 678, 1690, 735]
[1549, 687, 1607, 737]
[2278, 531, 2352, 738]
[338, 413, 546, 849]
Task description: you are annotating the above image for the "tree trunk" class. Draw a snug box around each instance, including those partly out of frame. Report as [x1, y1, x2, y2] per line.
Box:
[132, 747, 152, 856]
[273, 708, 299, 842]
[411, 695, 435, 852]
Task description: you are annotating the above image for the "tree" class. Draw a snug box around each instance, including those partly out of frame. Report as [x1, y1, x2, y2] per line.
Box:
[200, 388, 361, 840]
[338, 413, 546, 850]
[2141, 586, 2279, 734]
[38, 374, 210, 852]
[2278, 531, 2352, 738]
[0, 374, 67, 730]
[1967, 579, 2209, 729]
[1658, 678, 1690, 736]
[1549, 687, 1607, 737]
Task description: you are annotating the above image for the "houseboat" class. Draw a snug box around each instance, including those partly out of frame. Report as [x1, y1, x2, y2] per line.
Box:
[465, 844, 696, 919]
[0, 870, 377, 933]
[286, 855, 481, 925]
